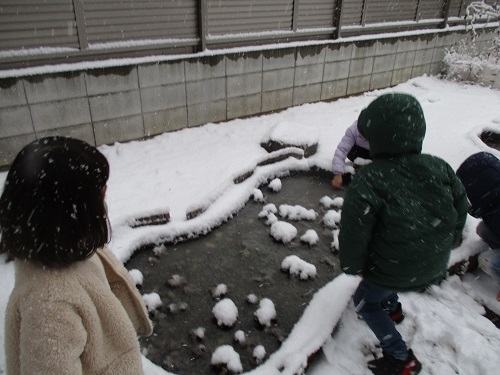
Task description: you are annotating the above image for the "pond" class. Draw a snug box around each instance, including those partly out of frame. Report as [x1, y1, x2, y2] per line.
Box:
[126, 172, 344, 374]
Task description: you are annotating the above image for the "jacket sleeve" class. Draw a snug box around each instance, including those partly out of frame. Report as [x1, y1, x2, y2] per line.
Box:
[339, 172, 381, 275]
[332, 122, 357, 175]
[449, 165, 469, 244]
[20, 301, 86, 375]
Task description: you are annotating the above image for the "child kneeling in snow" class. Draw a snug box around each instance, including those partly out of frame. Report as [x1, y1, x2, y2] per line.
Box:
[456, 151, 500, 302]
[339, 93, 468, 375]
[331, 120, 370, 189]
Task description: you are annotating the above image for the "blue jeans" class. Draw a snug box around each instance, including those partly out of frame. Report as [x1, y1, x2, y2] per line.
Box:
[476, 221, 500, 285]
[353, 280, 408, 360]
[478, 249, 500, 285]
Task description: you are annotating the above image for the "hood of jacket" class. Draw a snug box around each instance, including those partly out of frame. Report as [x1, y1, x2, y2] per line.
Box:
[456, 151, 500, 218]
[357, 93, 426, 159]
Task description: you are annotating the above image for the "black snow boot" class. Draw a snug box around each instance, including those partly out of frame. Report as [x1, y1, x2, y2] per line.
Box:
[368, 349, 422, 375]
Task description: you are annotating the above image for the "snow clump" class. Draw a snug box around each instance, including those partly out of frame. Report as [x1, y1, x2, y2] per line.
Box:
[268, 178, 282, 192]
[212, 298, 238, 327]
[212, 283, 228, 298]
[319, 196, 335, 208]
[152, 244, 166, 256]
[191, 327, 206, 340]
[258, 203, 277, 218]
[246, 293, 259, 304]
[265, 212, 278, 225]
[270, 221, 297, 243]
[319, 196, 343, 209]
[234, 330, 246, 345]
[331, 228, 340, 251]
[128, 269, 143, 287]
[279, 204, 317, 221]
[252, 188, 264, 202]
[142, 292, 162, 313]
[323, 209, 341, 228]
[254, 298, 277, 327]
[300, 229, 320, 246]
[354, 157, 372, 166]
[211, 345, 243, 373]
[282, 255, 317, 280]
[253, 345, 266, 363]
[167, 274, 184, 287]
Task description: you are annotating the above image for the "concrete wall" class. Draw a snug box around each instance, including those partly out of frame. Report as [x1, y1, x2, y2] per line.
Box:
[0, 29, 495, 168]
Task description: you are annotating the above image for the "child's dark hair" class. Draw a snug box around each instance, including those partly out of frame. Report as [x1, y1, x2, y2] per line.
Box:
[0, 136, 110, 267]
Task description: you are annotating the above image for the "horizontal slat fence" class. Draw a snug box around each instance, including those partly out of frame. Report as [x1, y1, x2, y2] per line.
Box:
[0, 0, 79, 50]
[0, 0, 498, 69]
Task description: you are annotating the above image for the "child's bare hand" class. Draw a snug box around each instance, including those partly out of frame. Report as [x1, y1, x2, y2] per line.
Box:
[331, 175, 343, 189]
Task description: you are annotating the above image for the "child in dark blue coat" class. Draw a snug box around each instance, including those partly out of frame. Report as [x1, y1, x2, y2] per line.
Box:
[456, 151, 500, 301]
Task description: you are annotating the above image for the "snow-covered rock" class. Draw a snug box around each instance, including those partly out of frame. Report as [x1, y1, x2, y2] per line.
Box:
[211, 345, 243, 373]
[167, 274, 185, 287]
[142, 292, 162, 313]
[128, 269, 143, 287]
[191, 327, 206, 341]
[252, 188, 264, 203]
[279, 204, 317, 221]
[234, 330, 246, 345]
[212, 283, 228, 298]
[300, 229, 320, 246]
[246, 293, 259, 304]
[331, 228, 340, 251]
[212, 298, 238, 327]
[265, 212, 278, 226]
[268, 178, 282, 192]
[270, 221, 297, 243]
[254, 298, 277, 327]
[253, 345, 266, 363]
[282, 255, 317, 280]
[323, 209, 342, 228]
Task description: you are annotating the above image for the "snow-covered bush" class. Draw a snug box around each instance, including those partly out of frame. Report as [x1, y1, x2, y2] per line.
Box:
[444, 1, 500, 86]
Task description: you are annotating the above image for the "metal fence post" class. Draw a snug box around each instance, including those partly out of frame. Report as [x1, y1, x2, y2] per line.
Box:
[361, 0, 369, 27]
[333, 0, 344, 39]
[441, 0, 452, 28]
[199, 0, 208, 52]
[292, 0, 300, 32]
[415, 0, 422, 22]
[72, 0, 88, 50]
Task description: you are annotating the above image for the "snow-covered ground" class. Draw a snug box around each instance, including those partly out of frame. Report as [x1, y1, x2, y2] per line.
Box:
[1, 76, 500, 374]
